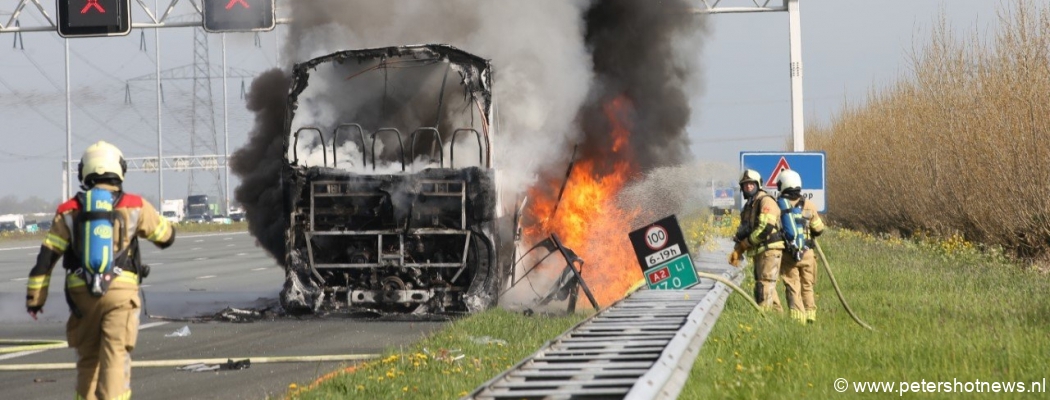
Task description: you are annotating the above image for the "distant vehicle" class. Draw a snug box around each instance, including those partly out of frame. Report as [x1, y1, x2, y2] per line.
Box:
[162, 199, 185, 224]
[0, 214, 25, 231]
[37, 220, 52, 231]
[0, 222, 19, 233]
[229, 211, 245, 222]
[184, 214, 212, 224]
[187, 194, 220, 219]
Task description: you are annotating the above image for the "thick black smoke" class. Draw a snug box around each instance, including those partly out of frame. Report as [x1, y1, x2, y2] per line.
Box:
[230, 69, 290, 263]
[577, 0, 704, 174]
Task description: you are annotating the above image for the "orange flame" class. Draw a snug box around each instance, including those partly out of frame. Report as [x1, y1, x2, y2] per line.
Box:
[525, 95, 642, 309]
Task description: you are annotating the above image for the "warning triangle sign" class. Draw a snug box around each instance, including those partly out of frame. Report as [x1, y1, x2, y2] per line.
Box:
[764, 157, 791, 187]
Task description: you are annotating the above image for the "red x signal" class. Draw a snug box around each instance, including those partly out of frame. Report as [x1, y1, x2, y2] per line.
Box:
[81, 0, 106, 14]
[226, 0, 250, 9]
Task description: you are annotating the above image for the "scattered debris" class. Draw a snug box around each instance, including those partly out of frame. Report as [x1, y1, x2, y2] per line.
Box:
[216, 307, 266, 323]
[164, 326, 191, 337]
[176, 359, 251, 373]
[468, 336, 507, 346]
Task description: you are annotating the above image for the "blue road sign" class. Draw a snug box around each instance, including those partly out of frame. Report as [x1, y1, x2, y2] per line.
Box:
[740, 151, 826, 212]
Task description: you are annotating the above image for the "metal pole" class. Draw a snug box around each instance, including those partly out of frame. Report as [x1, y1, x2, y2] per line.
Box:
[222, 32, 230, 215]
[787, 0, 804, 151]
[155, 0, 164, 206]
[64, 39, 71, 200]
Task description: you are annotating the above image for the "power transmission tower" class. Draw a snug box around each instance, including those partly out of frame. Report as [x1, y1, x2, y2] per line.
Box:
[189, 26, 223, 212]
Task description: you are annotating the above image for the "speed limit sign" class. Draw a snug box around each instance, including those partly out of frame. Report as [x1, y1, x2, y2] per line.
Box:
[645, 225, 668, 250]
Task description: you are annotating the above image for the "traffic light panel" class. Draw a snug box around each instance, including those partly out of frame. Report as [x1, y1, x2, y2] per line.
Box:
[57, 0, 132, 38]
[202, 0, 275, 33]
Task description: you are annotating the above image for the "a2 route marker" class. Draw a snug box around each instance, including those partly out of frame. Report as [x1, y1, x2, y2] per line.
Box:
[628, 215, 699, 290]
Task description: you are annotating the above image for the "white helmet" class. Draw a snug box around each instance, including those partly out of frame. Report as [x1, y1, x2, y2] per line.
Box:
[79, 141, 126, 186]
[739, 169, 762, 199]
[776, 169, 802, 192]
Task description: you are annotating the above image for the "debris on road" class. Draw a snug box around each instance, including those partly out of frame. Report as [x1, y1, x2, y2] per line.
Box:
[164, 326, 191, 337]
[176, 359, 251, 373]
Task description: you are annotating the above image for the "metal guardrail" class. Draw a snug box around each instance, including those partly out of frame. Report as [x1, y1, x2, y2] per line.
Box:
[467, 240, 740, 400]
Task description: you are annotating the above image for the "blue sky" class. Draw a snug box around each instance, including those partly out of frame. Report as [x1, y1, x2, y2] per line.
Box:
[0, 1, 1004, 203]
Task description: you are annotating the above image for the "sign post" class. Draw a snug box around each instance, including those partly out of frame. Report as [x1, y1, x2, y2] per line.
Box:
[739, 151, 827, 213]
[628, 215, 700, 290]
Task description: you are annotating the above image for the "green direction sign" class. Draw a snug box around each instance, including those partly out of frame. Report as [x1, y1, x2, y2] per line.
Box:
[643, 254, 699, 290]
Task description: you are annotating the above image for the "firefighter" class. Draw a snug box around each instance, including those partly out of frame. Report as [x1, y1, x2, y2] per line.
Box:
[26, 141, 175, 400]
[728, 169, 784, 311]
[775, 169, 825, 324]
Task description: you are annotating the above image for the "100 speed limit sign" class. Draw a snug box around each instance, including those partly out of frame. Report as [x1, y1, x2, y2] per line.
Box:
[645, 225, 668, 250]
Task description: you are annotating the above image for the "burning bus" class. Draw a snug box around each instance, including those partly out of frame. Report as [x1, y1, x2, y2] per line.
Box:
[278, 45, 512, 315]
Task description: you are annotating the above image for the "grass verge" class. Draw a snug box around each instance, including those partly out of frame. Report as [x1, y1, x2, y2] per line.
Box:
[286, 308, 588, 399]
[681, 229, 1050, 398]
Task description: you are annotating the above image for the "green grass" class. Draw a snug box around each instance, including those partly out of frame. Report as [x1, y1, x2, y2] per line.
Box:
[287, 309, 588, 399]
[682, 229, 1050, 399]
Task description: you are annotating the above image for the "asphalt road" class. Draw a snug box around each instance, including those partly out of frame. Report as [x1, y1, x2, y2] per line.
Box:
[0, 231, 448, 399]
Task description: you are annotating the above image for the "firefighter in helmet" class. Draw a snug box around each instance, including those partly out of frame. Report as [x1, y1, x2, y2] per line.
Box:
[26, 141, 175, 400]
[775, 169, 825, 323]
[728, 169, 784, 311]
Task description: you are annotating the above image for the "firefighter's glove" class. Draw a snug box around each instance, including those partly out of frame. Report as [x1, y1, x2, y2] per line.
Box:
[27, 305, 43, 320]
[728, 248, 744, 268]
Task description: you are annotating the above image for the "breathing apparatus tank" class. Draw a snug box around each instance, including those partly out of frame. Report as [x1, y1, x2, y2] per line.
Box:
[80, 188, 117, 296]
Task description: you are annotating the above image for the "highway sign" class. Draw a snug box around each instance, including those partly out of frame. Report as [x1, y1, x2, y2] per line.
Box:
[711, 186, 735, 208]
[740, 151, 826, 212]
[58, 0, 132, 38]
[643, 255, 699, 290]
[628, 215, 699, 291]
[202, 0, 276, 32]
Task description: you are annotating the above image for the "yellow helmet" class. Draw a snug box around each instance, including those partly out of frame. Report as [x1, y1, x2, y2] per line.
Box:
[78, 141, 127, 186]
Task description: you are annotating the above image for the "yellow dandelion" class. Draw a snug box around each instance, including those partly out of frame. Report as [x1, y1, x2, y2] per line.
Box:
[402, 386, 409, 392]
[356, 385, 365, 391]
[716, 358, 723, 363]
[735, 364, 743, 372]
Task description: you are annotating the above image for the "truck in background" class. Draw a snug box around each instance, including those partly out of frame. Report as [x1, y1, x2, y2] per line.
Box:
[0, 214, 25, 233]
[161, 199, 185, 224]
[186, 194, 221, 223]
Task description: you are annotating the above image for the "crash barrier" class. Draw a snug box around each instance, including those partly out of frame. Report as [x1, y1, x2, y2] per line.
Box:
[467, 240, 741, 400]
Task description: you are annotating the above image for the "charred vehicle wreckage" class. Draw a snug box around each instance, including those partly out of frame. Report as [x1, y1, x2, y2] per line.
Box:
[279, 45, 513, 315]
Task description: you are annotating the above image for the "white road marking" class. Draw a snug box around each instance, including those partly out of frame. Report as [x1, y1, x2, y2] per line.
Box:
[140, 284, 152, 288]
[236, 253, 247, 256]
[179, 232, 248, 239]
[11, 277, 28, 281]
[226, 244, 235, 247]
[0, 246, 38, 252]
[251, 267, 267, 271]
[223, 237, 232, 241]
[26, 252, 36, 256]
[193, 257, 208, 261]
[0, 350, 46, 361]
[138, 321, 170, 330]
[191, 247, 202, 251]
[194, 239, 204, 243]
[196, 275, 216, 279]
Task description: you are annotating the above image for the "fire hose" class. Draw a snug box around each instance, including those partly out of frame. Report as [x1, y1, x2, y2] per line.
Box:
[814, 239, 875, 331]
[0, 339, 68, 354]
